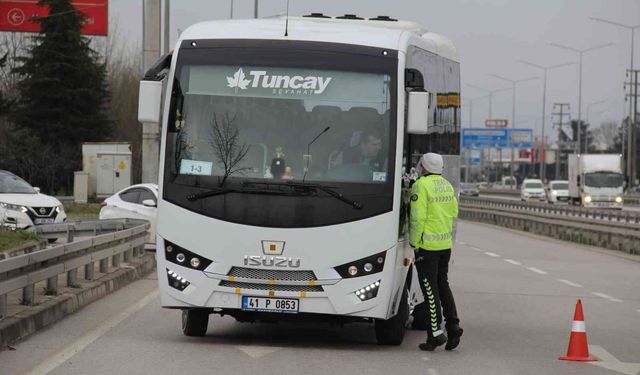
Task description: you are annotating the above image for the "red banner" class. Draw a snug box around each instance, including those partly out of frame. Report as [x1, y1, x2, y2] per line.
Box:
[0, 0, 107, 36]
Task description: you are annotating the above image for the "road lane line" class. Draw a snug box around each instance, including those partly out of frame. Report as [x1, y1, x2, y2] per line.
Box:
[469, 246, 482, 252]
[458, 241, 467, 245]
[504, 259, 521, 265]
[427, 369, 440, 375]
[24, 288, 159, 375]
[591, 292, 623, 303]
[526, 267, 548, 275]
[484, 252, 500, 257]
[558, 279, 583, 288]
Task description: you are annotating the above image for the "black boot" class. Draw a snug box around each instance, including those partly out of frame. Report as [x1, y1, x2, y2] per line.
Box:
[445, 326, 463, 351]
[418, 334, 447, 351]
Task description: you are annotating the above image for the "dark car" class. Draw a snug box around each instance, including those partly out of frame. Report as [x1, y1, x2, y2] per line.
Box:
[460, 183, 480, 197]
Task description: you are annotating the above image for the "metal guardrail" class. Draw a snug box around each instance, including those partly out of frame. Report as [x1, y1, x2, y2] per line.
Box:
[478, 188, 640, 205]
[463, 196, 640, 224]
[0, 219, 150, 320]
[459, 197, 640, 254]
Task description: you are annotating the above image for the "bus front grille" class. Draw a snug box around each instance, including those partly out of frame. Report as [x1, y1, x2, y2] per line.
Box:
[219, 280, 324, 292]
[227, 267, 317, 281]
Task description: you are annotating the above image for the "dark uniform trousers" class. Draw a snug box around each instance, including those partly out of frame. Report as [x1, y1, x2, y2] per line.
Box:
[415, 249, 459, 337]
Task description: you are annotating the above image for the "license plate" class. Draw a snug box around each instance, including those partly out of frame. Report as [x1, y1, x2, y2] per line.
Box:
[34, 218, 54, 224]
[242, 296, 299, 314]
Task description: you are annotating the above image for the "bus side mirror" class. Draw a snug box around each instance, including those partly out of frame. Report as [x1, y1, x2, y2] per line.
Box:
[407, 91, 431, 135]
[138, 80, 163, 123]
[577, 175, 581, 186]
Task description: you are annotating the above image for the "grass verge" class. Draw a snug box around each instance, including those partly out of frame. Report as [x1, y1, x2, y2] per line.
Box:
[0, 228, 40, 253]
[63, 203, 101, 221]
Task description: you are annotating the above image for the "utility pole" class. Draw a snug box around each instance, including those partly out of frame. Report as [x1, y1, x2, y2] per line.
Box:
[552, 103, 571, 180]
[142, 0, 162, 184]
[624, 69, 639, 185]
[255, 0, 259, 18]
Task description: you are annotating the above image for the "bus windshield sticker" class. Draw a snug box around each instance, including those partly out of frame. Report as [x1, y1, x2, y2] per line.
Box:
[179, 159, 213, 176]
[373, 172, 387, 182]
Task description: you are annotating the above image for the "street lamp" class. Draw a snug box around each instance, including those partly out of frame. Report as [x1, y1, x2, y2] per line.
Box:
[591, 17, 640, 187]
[466, 84, 512, 119]
[548, 41, 614, 154]
[516, 59, 576, 181]
[462, 95, 490, 128]
[586, 99, 606, 125]
[488, 74, 539, 186]
[466, 84, 512, 184]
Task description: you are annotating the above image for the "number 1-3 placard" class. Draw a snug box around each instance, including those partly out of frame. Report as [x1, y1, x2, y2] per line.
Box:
[179, 159, 213, 176]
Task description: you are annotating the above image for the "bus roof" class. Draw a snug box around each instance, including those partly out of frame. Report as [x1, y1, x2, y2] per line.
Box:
[179, 15, 459, 63]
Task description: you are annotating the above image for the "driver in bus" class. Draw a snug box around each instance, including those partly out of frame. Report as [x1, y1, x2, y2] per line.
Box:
[340, 130, 385, 172]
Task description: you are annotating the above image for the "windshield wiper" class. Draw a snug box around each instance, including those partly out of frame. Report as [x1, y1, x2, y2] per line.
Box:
[242, 181, 363, 210]
[186, 188, 236, 201]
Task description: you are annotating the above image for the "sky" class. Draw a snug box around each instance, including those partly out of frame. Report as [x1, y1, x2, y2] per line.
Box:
[108, 0, 640, 141]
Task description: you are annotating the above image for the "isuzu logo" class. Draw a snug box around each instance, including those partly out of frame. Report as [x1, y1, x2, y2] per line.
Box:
[243, 255, 301, 268]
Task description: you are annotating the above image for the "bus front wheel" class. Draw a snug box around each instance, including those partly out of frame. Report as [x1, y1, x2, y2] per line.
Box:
[182, 309, 209, 337]
[375, 287, 409, 345]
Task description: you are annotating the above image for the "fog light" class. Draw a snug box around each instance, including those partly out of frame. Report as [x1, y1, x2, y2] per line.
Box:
[584, 195, 592, 203]
[176, 253, 186, 263]
[166, 268, 190, 291]
[190, 257, 201, 268]
[376, 256, 384, 264]
[615, 196, 623, 203]
[348, 265, 358, 276]
[353, 281, 381, 302]
[363, 263, 373, 272]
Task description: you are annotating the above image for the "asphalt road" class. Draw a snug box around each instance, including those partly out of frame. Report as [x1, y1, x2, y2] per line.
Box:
[483, 193, 640, 213]
[1, 221, 639, 375]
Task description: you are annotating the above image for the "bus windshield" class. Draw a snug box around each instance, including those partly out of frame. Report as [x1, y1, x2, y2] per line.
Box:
[162, 44, 397, 227]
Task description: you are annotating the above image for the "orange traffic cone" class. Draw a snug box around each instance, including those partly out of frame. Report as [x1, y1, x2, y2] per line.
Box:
[559, 299, 596, 361]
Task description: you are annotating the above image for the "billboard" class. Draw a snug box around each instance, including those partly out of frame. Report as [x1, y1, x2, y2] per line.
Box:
[0, 0, 107, 36]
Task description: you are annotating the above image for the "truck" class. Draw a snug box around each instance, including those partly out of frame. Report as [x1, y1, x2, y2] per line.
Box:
[567, 154, 624, 208]
[137, 14, 461, 345]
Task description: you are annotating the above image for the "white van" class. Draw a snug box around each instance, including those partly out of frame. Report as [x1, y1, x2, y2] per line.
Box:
[546, 180, 569, 204]
[521, 179, 545, 201]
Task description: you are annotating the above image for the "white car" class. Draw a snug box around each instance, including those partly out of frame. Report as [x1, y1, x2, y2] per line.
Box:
[0, 170, 67, 235]
[99, 183, 158, 247]
[546, 180, 569, 204]
[521, 178, 546, 201]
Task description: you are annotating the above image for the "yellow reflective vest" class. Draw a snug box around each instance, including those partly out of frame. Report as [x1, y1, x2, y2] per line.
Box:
[409, 174, 458, 251]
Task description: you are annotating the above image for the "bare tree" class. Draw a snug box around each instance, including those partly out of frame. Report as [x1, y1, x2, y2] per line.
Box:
[208, 113, 250, 186]
[589, 120, 621, 152]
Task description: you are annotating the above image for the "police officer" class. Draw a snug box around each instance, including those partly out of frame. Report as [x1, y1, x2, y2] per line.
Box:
[409, 152, 463, 351]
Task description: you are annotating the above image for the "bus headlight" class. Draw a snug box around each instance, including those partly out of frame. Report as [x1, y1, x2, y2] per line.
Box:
[163, 240, 213, 270]
[615, 196, 623, 203]
[584, 195, 592, 203]
[334, 251, 386, 278]
[552, 190, 557, 195]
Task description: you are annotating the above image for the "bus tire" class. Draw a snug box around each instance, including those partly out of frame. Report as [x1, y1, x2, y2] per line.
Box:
[182, 309, 209, 337]
[411, 302, 428, 330]
[375, 287, 409, 345]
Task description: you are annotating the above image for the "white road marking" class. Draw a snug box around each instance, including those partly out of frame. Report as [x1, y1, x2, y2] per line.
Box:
[25, 288, 159, 375]
[526, 267, 548, 275]
[427, 369, 440, 375]
[235, 345, 284, 358]
[557, 279, 583, 288]
[484, 252, 500, 257]
[591, 292, 623, 303]
[458, 241, 467, 245]
[469, 246, 482, 252]
[504, 259, 521, 265]
[421, 356, 430, 361]
[588, 345, 640, 375]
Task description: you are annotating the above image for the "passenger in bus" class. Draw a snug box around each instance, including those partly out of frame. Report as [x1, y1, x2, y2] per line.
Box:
[281, 166, 294, 180]
[270, 146, 286, 179]
[409, 152, 463, 352]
